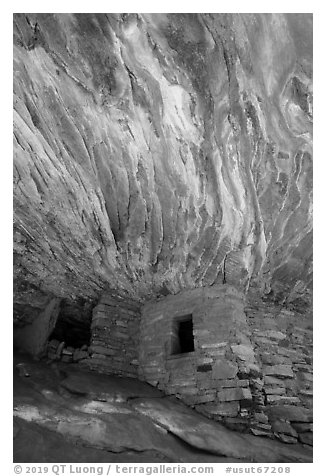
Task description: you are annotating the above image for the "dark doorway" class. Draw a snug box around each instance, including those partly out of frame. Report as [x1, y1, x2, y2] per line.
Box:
[48, 299, 92, 348]
[171, 315, 194, 355]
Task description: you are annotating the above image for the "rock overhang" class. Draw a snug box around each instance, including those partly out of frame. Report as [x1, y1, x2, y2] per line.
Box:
[13, 13, 313, 323]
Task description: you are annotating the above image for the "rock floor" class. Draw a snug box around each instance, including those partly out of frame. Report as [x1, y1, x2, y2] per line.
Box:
[13, 352, 312, 463]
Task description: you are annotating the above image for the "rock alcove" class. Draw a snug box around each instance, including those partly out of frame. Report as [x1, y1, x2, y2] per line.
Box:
[13, 13, 313, 462]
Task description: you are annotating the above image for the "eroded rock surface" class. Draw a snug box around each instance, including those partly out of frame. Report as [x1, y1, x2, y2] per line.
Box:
[13, 354, 312, 463]
[13, 13, 312, 322]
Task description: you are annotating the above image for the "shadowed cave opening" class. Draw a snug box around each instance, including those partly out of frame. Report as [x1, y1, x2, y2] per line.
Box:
[49, 299, 92, 348]
[13, 297, 94, 358]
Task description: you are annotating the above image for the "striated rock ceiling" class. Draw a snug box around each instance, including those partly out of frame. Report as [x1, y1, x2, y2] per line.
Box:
[13, 13, 313, 324]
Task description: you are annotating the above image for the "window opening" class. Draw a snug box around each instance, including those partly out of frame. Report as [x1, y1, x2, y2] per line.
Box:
[171, 315, 194, 355]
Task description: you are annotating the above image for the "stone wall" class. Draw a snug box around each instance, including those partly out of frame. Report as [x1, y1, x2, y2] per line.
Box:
[244, 297, 313, 445]
[69, 284, 312, 446]
[81, 294, 141, 377]
[138, 285, 257, 424]
[138, 285, 313, 445]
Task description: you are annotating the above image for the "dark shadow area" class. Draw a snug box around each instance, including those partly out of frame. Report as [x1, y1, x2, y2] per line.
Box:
[49, 299, 92, 348]
[171, 315, 194, 355]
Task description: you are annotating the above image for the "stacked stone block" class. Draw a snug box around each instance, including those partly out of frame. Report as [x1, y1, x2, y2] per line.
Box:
[81, 294, 141, 377]
[67, 284, 312, 446]
[138, 285, 313, 444]
[139, 284, 261, 431]
[245, 297, 313, 446]
[46, 339, 89, 363]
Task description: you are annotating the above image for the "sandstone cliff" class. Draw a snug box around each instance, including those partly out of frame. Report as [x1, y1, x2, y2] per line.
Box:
[13, 13, 313, 324]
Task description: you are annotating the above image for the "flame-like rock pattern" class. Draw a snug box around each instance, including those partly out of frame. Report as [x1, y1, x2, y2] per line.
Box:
[13, 13, 312, 322]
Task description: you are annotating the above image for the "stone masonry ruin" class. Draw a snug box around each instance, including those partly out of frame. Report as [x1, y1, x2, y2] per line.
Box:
[43, 284, 311, 447]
